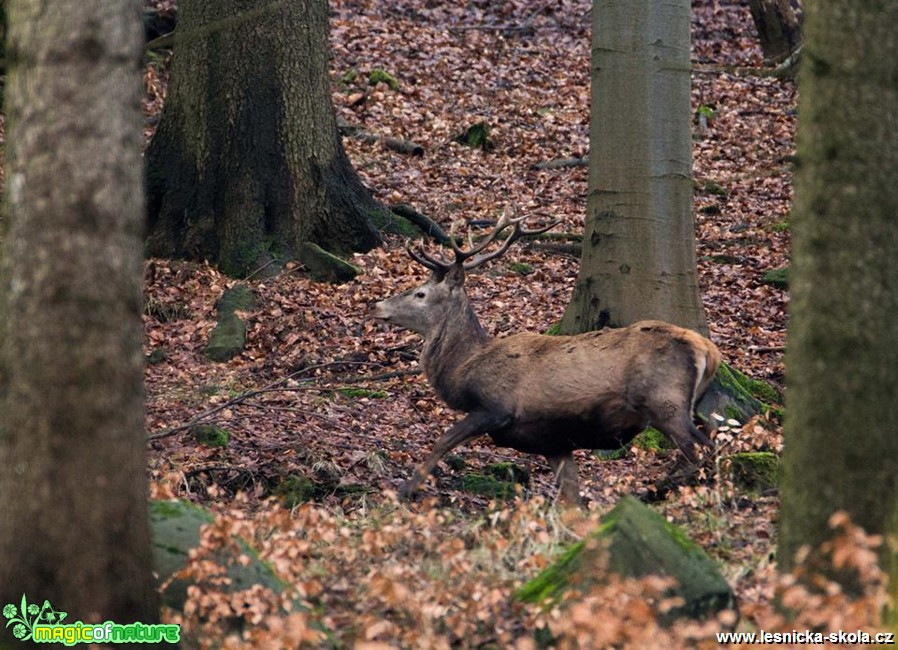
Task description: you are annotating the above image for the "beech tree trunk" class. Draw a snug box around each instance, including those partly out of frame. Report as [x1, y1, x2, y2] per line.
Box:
[146, 0, 382, 277]
[778, 0, 898, 581]
[0, 0, 157, 624]
[748, 0, 803, 66]
[560, 0, 707, 336]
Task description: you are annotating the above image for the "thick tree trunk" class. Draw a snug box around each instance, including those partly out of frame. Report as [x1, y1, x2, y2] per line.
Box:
[146, 0, 382, 277]
[0, 0, 157, 624]
[778, 0, 898, 579]
[560, 0, 707, 336]
[748, 0, 802, 66]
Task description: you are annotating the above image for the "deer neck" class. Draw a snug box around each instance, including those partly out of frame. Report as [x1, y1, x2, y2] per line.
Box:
[421, 295, 490, 408]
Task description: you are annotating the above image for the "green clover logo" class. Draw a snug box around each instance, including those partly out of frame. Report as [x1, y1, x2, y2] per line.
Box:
[3, 595, 58, 642]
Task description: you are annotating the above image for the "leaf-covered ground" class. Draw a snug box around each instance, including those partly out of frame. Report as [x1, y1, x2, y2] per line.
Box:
[138, 0, 891, 646]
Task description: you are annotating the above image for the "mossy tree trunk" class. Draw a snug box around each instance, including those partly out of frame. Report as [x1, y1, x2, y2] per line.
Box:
[146, 0, 382, 277]
[560, 0, 708, 337]
[778, 0, 898, 582]
[0, 0, 158, 623]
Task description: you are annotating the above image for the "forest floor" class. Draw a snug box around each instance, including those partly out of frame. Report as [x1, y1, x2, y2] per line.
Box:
[136, 0, 876, 647]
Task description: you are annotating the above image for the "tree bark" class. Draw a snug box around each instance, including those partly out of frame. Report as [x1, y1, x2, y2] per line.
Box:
[146, 0, 382, 278]
[0, 0, 157, 624]
[778, 0, 898, 580]
[560, 0, 707, 336]
[748, 0, 803, 66]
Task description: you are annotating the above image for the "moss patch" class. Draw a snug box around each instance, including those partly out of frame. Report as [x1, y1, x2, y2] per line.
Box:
[461, 474, 519, 500]
[190, 424, 230, 447]
[484, 461, 530, 485]
[275, 474, 372, 507]
[369, 207, 422, 238]
[724, 452, 780, 493]
[762, 267, 789, 290]
[337, 387, 388, 399]
[460, 462, 528, 500]
[368, 68, 400, 90]
[633, 427, 676, 452]
[506, 261, 534, 275]
[454, 122, 495, 152]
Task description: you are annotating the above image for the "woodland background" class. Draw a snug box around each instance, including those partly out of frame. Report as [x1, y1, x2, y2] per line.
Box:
[1, 0, 896, 647]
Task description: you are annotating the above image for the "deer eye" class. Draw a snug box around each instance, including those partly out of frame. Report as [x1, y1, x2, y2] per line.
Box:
[415, 291, 426, 299]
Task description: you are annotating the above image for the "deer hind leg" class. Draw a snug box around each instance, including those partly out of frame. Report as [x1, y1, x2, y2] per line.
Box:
[399, 410, 512, 500]
[653, 410, 712, 464]
[546, 452, 581, 505]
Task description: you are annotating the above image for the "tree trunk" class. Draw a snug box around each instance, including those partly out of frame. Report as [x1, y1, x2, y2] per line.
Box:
[146, 0, 382, 278]
[560, 0, 707, 336]
[748, 0, 803, 66]
[778, 0, 898, 580]
[0, 0, 158, 625]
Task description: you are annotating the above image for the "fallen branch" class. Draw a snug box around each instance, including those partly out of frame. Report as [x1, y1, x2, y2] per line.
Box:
[337, 117, 424, 156]
[530, 156, 588, 171]
[389, 204, 453, 245]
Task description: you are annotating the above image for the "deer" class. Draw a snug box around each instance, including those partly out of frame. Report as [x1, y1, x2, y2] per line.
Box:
[372, 213, 721, 504]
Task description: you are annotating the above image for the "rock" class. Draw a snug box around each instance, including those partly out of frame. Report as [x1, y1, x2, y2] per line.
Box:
[204, 284, 255, 362]
[298, 242, 361, 283]
[516, 497, 735, 622]
[150, 500, 286, 611]
[725, 451, 780, 493]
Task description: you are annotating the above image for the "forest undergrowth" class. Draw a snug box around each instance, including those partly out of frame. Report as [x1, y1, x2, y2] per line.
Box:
[139, 0, 891, 646]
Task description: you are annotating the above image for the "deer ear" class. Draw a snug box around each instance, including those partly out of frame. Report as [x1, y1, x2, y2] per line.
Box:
[445, 264, 466, 288]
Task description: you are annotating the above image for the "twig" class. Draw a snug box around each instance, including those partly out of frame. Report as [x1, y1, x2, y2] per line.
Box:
[750, 345, 785, 353]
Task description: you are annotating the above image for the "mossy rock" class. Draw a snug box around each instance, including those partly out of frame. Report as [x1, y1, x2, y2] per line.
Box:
[204, 284, 255, 362]
[697, 362, 776, 425]
[298, 242, 361, 283]
[275, 474, 372, 507]
[762, 267, 789, 290]
[454, 122, 495, 152]
[368, 68, 400, 90]
[150, 500, 287, 611]
[724, 452, 780, 493]
[190, 424, 230, 447]
[516, 497, 735, 622]
[461, 473, 519, 500]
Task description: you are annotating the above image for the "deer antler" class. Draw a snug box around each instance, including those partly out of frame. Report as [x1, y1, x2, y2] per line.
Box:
[407, 211, 559, 275]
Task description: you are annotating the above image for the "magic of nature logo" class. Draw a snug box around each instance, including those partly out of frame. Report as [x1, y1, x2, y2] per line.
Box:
[3, 595, 180, 645]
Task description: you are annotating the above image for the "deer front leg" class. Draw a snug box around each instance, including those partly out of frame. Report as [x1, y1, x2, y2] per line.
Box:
[546, 452, 582, 505]
[400, 411, 512, 500]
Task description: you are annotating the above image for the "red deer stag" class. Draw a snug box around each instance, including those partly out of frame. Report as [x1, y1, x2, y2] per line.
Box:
[372, 214, 720, 503]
